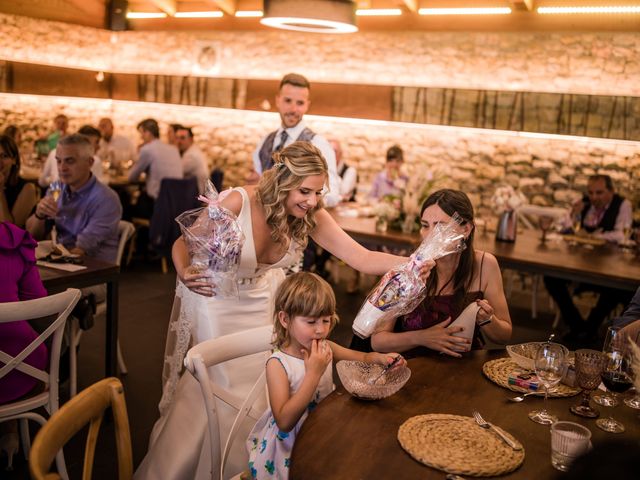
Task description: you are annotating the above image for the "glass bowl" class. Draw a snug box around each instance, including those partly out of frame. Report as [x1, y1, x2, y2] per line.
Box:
[507, 342, 572, 371]
[336, 360, 411, 400]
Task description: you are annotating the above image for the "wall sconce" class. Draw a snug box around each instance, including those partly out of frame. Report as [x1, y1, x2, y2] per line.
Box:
[260, 0, 357, 33]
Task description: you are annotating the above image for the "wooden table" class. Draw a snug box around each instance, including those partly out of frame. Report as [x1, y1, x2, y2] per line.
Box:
[331, 212, 640, 292]
[39, 258, 120, 377]
[291, 350, 640, 478]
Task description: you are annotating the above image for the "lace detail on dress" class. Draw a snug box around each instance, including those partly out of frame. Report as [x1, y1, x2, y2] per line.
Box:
[158, 281, 196, 415]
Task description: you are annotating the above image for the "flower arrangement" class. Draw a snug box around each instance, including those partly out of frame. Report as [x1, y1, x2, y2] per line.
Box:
[491, 185, 528, 214]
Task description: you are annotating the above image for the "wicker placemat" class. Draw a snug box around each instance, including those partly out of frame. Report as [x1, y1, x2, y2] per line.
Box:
[398, 414, 525, 477]
[482, 358, 580, 397]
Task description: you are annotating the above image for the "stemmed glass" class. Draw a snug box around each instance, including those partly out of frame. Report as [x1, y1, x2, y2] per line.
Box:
[571, 212, 582, 235]
[623, 330, 640, 410]
[48, 180, 62, 244]
[529, 342, 568, 425]
[593, 326, 622, 407]
[595, 336, 633, 433]
[569, 349, 605, 418]
[538, 215, 553, 243]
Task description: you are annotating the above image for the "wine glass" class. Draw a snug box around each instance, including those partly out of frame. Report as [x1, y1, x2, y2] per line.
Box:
[595, 341, 633, 433]
[47, 180, 62, 244]
[623, 329, 640, 410]
[571, 212, 582, 235]
[569, 349, 605, 418]
[539, 215, 553, 243]
[593, 326, 622, 407]
[529, 342, 568, 425]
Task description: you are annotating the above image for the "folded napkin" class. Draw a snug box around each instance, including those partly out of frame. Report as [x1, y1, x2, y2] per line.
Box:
[37, 260, 87, 272]
[449, 302, 481, 348]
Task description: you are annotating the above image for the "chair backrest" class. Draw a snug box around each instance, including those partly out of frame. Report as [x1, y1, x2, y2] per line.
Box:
[210, 168, 224, 193]
[0, 288, 81, 407]
[115, 221, 135, 267]
[29, 377, 133, 480]
[184, 325, 273, 480]
[149, 177, 201, 254]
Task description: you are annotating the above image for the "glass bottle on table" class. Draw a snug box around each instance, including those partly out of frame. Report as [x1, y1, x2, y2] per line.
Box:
[529, 342, 568, 425]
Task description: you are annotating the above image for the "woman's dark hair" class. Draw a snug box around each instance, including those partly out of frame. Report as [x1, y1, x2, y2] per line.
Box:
[0, 134, 20, 188]
[420, 189, 476, 310]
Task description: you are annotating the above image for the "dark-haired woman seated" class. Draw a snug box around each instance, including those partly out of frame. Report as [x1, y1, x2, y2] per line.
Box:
[372, 189, 512, 357]
[0, 135, 38, 228]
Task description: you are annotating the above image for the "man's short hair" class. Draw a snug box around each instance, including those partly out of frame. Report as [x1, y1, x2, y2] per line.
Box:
[386, 145, 404, 162]
[137, 118, 160, 138]
[279, 73, 310, 90]
[588, 174, 614, 191]
[54, 114, 69, 122]
[57, 133, 94, 159]
[177, 126, 194, 138]
[78, 125, 101, 139]
[169, 123, 184, 133]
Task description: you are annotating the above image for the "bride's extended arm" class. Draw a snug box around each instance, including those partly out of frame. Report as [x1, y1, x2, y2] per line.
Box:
[172, 236, 215, 296]
[310, 209, 405, 276]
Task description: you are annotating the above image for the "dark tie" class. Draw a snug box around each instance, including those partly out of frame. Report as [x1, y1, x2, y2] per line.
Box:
[274, 130, 288, 152]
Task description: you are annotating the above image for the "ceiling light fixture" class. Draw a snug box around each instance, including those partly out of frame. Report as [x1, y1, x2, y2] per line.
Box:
[174, 11, 224, 18]
[418, 7, 512, 15]
[260, 0, 358, 33]
[356, 8, 402, 16]
[235, 10, 264, 17]
[538, 5, 640, 14]
[126, 12, 168, 19]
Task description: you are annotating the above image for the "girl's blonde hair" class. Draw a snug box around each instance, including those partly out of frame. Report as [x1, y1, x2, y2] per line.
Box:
[256, 141, 328, 250]
[272, 272, 339, 348]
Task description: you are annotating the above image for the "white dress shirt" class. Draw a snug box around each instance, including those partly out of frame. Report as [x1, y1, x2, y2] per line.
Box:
[38, 149, 105, 187]
[338, 162, 358, 200]
[128, 139, 183, 199]
[252, 122, 340, 207]
[182, 144, 209, 194]
[98, 134, 137, 168]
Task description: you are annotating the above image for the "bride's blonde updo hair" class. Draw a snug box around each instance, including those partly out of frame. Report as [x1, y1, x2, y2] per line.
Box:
[256, 141, 328, 249]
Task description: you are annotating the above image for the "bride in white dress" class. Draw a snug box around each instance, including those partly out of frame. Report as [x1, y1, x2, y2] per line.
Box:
[135, 142, 432, 480]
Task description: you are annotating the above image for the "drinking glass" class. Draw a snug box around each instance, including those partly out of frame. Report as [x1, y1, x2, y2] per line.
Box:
[593, 326, 622, 407]
[570, 349, 604, 418]
[529, 342, 568, 425]
[571, 212, 582, 235]
[623, 329, 640, 410]
[550, 421, 592, 472]
[595, 342, 632, 433]
[47, 180, 62, 244]
[538, 215, 553, 243]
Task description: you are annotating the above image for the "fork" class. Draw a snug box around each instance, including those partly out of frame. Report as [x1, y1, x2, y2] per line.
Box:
[472, 411, 522, 450]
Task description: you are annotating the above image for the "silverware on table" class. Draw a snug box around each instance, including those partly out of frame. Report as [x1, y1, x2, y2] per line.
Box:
[507, 391, 540, 402]
[472, 411, 523, 451]
[445, 474, 466, 480]
[368, 355, 402, 385]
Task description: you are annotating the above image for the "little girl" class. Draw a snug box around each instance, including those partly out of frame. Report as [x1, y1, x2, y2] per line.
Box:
[247, 272, 404, 479]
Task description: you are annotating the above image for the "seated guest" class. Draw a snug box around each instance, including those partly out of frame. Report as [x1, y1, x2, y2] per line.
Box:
[0, 221, 48, 468]
[330, 139, 358, 202]
[166, 123, 181, 146]
[0, 135, 38, 228]
[371, 189, 512, 357]
[97, 117, 136, 171]
[26, 134, 121, 264]
[39, 125, 105, 187]
[544, 174, 634, 344]
[613, 287, 640, 345]
[369, 144, 408, 200]
[175, 126, 208, 194]
[128, 118, 182, 219]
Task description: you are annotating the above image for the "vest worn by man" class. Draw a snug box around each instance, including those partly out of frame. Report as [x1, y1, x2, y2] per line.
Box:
[258, 127, 316, 173]
[580, 193, 624, 233]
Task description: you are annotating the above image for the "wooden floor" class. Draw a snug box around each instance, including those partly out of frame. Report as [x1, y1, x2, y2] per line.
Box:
[6, 263, 557, 478]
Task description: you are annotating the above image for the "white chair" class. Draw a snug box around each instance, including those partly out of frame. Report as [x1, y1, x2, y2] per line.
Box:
[184, 325, 273, 480]
[69, 221, 134, 397]
[0, 288, 82, 479]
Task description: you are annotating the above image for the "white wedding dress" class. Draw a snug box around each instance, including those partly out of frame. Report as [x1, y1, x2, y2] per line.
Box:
[135, 187, 301, 480]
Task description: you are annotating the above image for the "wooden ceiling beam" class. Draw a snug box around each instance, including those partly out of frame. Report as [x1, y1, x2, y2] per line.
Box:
[402, 0, 417, 13]
[210, 0, 237, 15]
[149, 0, 177, 15]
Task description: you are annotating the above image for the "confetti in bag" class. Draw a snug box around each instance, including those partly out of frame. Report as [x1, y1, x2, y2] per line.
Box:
[175, 181, 245, 298]
[352, 214, 466, 338]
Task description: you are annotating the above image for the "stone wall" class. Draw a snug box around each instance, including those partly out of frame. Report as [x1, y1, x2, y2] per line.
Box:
[0, 13, 639, 96]
[2, 93, 638, 216]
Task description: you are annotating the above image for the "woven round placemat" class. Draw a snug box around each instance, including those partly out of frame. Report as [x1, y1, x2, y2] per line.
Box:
[398, 414, 525, 476]
[482, 358, 580, 397]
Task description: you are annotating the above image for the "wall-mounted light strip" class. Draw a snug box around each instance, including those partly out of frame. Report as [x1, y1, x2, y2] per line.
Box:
[126, 12, 168, 19]
[174, 11, 224, 18]
[418, 7, 512, 15]
[235, 10, 264, 18]
[356, 9, 402, 16]
[538, 6, 640, 14]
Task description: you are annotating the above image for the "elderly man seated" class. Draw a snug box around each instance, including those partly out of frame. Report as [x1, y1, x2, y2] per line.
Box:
[544, 174, 634, 345]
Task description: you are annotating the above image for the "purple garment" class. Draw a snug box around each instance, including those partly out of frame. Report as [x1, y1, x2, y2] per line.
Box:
[369, 171, 409, 200]
[0, 221, 48, 404]
[50, 174, 122, 263]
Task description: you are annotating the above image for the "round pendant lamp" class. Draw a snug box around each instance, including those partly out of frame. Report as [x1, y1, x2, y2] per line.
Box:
[260, 0, 358, 34]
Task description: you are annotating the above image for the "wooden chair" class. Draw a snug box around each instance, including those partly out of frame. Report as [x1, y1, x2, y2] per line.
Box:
[69, 220, 134, 397]
[29, 377, 132, 480]
[0, 288, 82, 479]
[184, 325, 273, 480]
